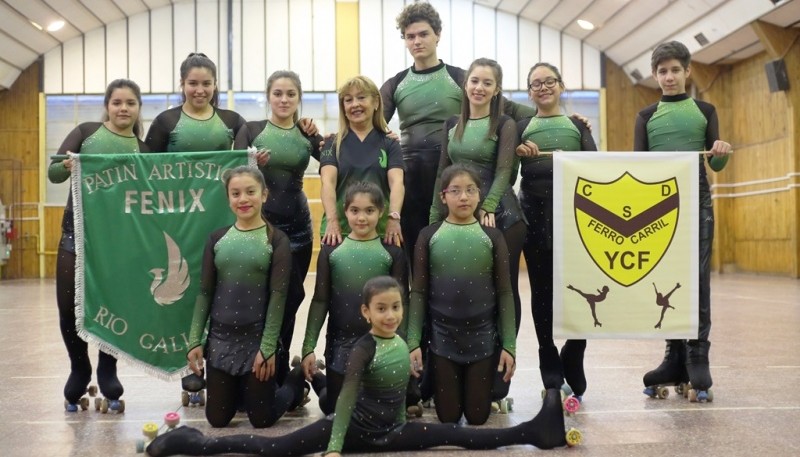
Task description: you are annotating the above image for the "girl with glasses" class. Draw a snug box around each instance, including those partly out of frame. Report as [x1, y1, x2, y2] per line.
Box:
[516, 62, 597, 408]
[409, 164, 516, 425]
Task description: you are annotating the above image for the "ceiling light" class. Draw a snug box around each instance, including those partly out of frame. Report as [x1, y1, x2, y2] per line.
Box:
[47, 20, 65, 32]
[577, 19, 595, 31]
[30, 21, 43, 31]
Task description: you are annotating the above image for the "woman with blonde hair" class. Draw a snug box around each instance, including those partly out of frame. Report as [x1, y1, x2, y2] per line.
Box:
[319, 76, 405, 247]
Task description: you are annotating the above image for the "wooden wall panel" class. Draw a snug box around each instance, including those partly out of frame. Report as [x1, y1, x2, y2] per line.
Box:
[607, 44, 800, 276]
[699, 45, 800, 276]
[0, 62, 40, 279]
[44, 206, 63, 278]
[603, 57, 660, 152]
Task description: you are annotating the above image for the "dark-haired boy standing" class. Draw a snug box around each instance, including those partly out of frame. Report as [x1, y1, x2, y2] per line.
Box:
[634, 41, 731, 402]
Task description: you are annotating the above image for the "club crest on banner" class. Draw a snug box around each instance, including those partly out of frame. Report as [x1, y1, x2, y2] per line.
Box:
[149, 232, 190, 306]
[574, 172, 679, 287]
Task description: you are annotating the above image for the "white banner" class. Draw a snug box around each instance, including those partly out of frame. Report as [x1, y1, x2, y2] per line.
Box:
[553, 152, 699, 339]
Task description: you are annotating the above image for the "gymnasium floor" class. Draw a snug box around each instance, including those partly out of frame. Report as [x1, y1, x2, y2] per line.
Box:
[0, 272, 798, 457]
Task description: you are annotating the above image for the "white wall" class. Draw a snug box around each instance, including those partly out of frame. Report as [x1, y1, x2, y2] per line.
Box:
[43, 0, 601, 94]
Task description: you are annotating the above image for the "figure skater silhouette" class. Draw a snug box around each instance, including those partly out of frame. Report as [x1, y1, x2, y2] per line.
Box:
[653, 282, 680, 329]
[566, 285, 609, 327]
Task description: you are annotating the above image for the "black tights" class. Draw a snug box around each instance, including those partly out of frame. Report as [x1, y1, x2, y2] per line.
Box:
[276, 244, 312, 385]
[204, 365, 298, 428]
[523, 238, 587, 393]
[316, 369, 344, 415]
[431, 353, 493, 425]
[56, 248, 122, 402]
[146, 387, 569, 456]
[503, 221, 527, 335]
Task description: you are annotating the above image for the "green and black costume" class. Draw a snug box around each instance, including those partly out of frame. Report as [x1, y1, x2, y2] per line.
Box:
[517, 114, 596, 394]
[146, 333, 569, 457]
[49, 122, 148, 406]
[234, 120, 323, 383]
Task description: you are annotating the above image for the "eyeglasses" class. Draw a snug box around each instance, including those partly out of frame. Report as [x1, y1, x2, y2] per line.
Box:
[442, 186, 479, 197]
[528, 78, 560, 91]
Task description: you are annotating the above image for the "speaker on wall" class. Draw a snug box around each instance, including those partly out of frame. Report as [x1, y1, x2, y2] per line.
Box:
[765, 59, 789, 92]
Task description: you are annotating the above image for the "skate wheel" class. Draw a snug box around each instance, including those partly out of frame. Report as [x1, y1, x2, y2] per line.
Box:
[181, 390, 189, 407]
[164, 412, 180, 428]
[406, 403, 423, 417]
[94, 397, 102, 411]
[135, 438, 146, 453]
[656, 386, 669, 400]
[540, 388, 547, 400]
[565, 428, 583, 447]
[688, 389, 698, 402]
[291, 355, 301, 367]
[142, 422, 159, 440]
[490, 401, 500, 413]
[198, 390, 206, 406]
[116, 399, 125, 413]
[675, 382, 688, 395]
[80, 397, 90, 410]
[507, 397, 514, 411]
[706, 389, 714, 402]
[87, 385, 98, 397]
[564, 396, 581, 414]
[499, 399, 510, 414]
[100, 398, 109, 413]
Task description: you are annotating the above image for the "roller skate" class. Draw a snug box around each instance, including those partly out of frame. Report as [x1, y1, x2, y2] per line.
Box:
[686, 340, 714, 403]
[64, 384, 97, 412]
[560, 339, 586, 410]
[522, 388, 582, 449]
[406, 400, 424, 417]
[538, 345, 577, 414]
[181, 372, 206, 407]
[135, 412, 181, 453]
[63, 367, 96, 412]
[291, 355, 325, 371]
[491, 397, 514, 414]
[284, 364, 311, 411]
[643, 339, 689, 400]
[96, 353, 125, 413]
[540, 385, 580, 416]
[405, 376, 424, 417]
[94, 397, 126, 413]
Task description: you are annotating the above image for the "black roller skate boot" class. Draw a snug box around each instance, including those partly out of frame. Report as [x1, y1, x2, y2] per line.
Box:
[560, 339, 587, 402]
[686, 340, 713, 402]
[643, 339, 689, 399]
[60, 309, 95, 412]
[181, 372, 206, 407]
[95, 351, 125, 413]
[539, 345, 564, 390]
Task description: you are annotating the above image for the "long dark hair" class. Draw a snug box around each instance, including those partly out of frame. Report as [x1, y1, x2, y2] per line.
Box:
[179, 52, 220, 107]
[266, 70, 303, 123]
[454, 58, 504, 142]
[102, 79, 143, 138]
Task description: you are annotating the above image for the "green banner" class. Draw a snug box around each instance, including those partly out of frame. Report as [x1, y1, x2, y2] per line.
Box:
[72, 151, 252, 379]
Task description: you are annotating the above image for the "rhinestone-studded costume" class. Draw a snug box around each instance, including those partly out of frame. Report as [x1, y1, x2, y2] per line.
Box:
[49, 122, 148, 405]
[517, 114, 596, 393]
